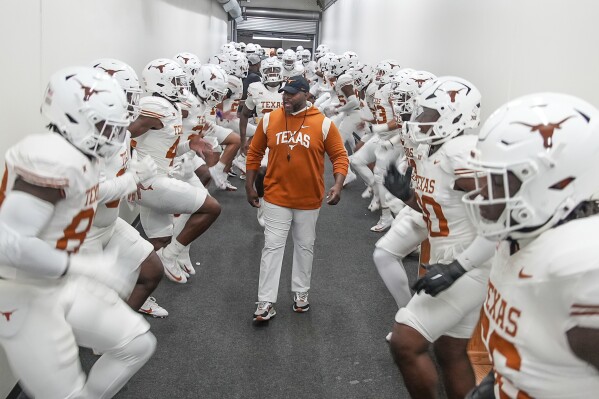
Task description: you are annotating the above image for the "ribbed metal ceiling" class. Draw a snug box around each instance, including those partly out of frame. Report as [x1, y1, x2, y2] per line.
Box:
[236, 17, 318, 34]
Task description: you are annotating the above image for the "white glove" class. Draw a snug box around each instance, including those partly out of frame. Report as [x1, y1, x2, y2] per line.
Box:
[128, 153, 157, 185]
[67, 248, 133, 298]
[168, 153, 195, 181]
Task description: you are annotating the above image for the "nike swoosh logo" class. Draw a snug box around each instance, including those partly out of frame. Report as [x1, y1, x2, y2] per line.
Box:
[301, 125, 310, 129]
[165, 268, 183, 282]
[518, 268, 532, 279]
[433, 160, 441, 165]
[141, 307, 153, 314]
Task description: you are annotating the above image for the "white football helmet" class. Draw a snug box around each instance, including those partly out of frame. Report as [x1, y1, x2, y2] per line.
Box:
[317, 52, 336, 76]
[234, 42, 241, 52]
[352, 63, 373, 91]
[142, 58, 189, 102]
[276, 48, 284, 60]
[228, 51, 248, 78]
[245, 43, 257, 55]
[91, 58, 142, 119]
[282, 49, 296, 71]
[193, 64, 229, 107]
[301, 49, 311, 64]
[174, 52, 202, 78]
[296, 46, 304, 61]
[391, 70, 436, 118]
[375, 60, 401, 85]
[406, 76, 481, 146]
[41, 67, 129, 159]
[255, 44, 265, 57]
[239, 42, 246, 53]
[329, 55, 351, 78]
[260, 58, 284, 86]
[315, 44, 330, 60]
[343, 51, 359, 70]
[463, 93, 599, 240]
[220, 43, 236, 54]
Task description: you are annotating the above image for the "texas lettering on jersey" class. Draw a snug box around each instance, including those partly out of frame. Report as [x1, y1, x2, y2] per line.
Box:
[483, 280, 522, 338]
[414, 172, 436, 194]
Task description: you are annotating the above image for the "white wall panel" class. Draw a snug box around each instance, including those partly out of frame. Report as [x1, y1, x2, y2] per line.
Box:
[0, 0, 227, 165]
[322, 0, 599, 120]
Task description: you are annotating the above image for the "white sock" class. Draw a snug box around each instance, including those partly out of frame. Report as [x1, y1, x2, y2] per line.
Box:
[373, 248, 412, 309]
[213, 161, 226, 173]
[381, 207, 391, 220]
[163, 238, 186, 260]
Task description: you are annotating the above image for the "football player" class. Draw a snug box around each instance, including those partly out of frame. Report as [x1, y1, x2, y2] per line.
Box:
[281, 49, 305, 81]
[129, 59, 221, 284]
[385, 76, 490, 399]
[463, 93, 599, 398]
[0, 67, 156, 398]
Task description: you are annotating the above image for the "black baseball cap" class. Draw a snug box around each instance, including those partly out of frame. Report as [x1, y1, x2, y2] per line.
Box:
[278, 76, 310, 94]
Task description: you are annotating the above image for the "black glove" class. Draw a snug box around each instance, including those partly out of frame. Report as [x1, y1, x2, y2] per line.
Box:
[464, 370, 496, 399]
[384, 165, 413, 201]
[412, 260, 467, 297]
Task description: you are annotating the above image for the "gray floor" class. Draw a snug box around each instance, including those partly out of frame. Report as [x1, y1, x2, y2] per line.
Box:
[77, 164, 428, 399]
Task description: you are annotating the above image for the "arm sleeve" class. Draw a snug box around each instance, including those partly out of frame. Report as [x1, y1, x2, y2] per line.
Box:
[323, 118, 349, 176]
[176, 139, 191, 155]
[456, 235, 497, 271]
[245, 87, 257, 111]
[246, 115, 268, 171]
[0, 191, 68, 278]
[336, 94, 359, 113]
[97, 172, 137, 204]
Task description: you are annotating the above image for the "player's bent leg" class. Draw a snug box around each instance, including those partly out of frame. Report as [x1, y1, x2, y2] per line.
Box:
[0, 281, 86, 399]
[79, 331, 156, 399]
[127, 251, 163, 311]
[434, 335, 476, 399]
[389, 322, 439, 399]
[176, 195, 221, 245]
[372, 248, 412, 309]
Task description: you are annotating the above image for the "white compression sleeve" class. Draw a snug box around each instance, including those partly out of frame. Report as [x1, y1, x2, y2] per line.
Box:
[98, 172, 137, 204]
[0, 191, 68, 278]
[335, 94, 359, 113]
[456, 235, 497, 271]
[176, 139, 191, 156]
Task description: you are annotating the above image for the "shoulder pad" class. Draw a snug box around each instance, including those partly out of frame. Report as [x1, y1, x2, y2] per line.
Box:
[140, 96, 176, 118]
[5, 134, 90, 194]
[439, 134, 478, 174]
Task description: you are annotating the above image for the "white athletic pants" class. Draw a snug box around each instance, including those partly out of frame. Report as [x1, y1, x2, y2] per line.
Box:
[258, 200, 320, 303]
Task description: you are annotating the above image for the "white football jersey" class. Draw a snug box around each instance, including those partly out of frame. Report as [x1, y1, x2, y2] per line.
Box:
[412, 135, 479, 264]
[334, 73, 359, 110]
[483, 216, 599, 398]
[245, 82, 283, 116]
[90, 142, 130, 230]
[181, 92, 203, 139]
[303, 61, 317, 80]
[364, 82, 379, 117]
[282, 64, 305, 81]
[373, 83, 399, 139]
[133, 96, 183, 174]
[222, 75, 243, 114]
[0, 133, 100, 279]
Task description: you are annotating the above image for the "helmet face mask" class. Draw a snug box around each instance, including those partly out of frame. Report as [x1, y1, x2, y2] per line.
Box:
[282, 50, 296, 71]
[41, 67, 130, 159]
[461, 93, 599, 241]
[261, 58, 283, 86]
[193, 65, 229, 107]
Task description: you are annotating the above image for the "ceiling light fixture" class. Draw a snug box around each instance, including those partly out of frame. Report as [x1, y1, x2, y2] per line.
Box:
[252, 35, 311, 42]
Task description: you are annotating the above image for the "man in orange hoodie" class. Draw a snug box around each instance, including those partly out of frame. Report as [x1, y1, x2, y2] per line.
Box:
[246, 76, 349, 321]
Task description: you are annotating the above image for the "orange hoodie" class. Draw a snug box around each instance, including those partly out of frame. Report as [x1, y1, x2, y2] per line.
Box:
[246, 105, 349, 210]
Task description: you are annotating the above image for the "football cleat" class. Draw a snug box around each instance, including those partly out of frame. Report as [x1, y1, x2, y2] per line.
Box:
[361, 186, 373, 199]
[156, 248, 187, 284]
[139, 297, 169, 318]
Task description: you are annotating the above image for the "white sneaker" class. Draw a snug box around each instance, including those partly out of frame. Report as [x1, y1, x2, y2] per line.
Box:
[257, 197, 265, 227]
[232, 154, 247, 174]
[253, 301, 276, 321]
[343, 169, 357, 187]
[224, 179, 238, 191]
[177, 251, 196, 276]
[368, 196, 380, 212]
[371, 215, 393, 232]
[156, 248, 187, 284]
[139, 297, 169, 318]
[209, 166, 228, 190]
[361, 186, 373, 199]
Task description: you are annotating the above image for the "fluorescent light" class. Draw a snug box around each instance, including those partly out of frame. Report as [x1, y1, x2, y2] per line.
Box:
[252, 35, 311, 42]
